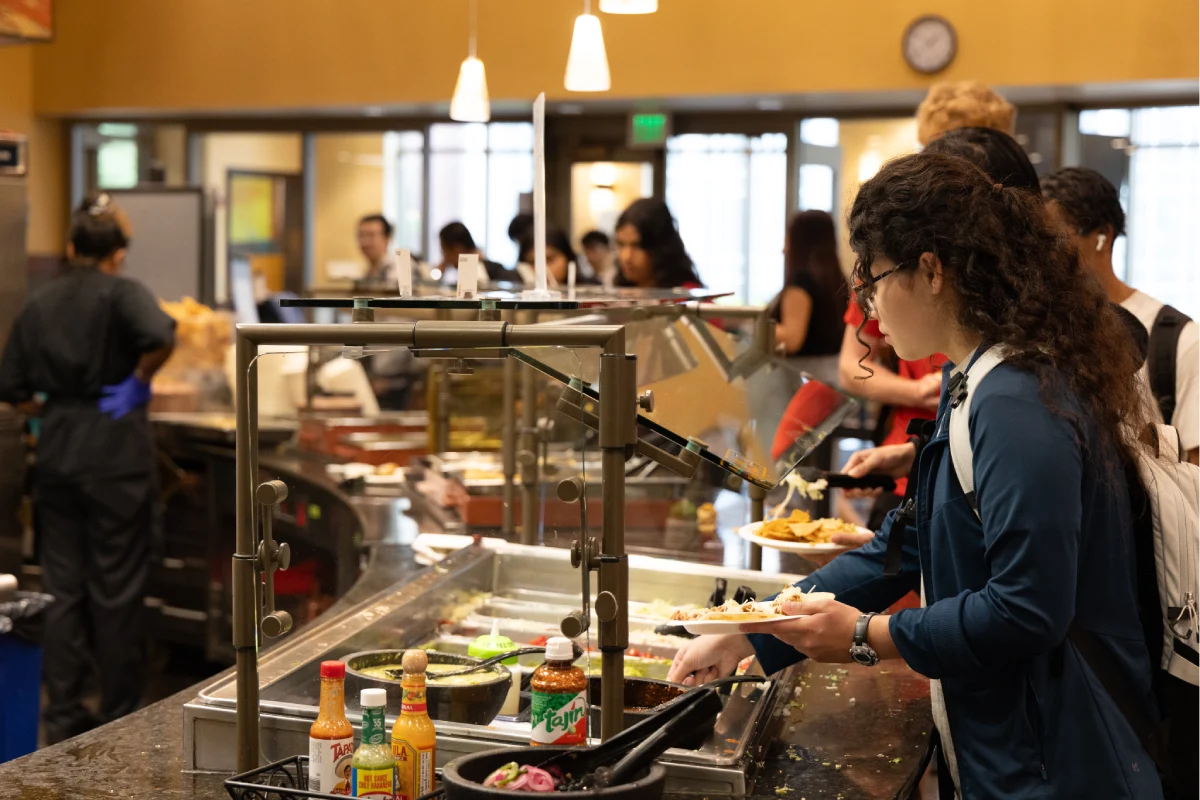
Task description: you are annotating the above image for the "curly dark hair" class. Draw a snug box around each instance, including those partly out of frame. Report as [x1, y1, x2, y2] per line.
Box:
[847, 152, 1151, 467]
[923, 127, 1040, 194]
[1040, 167, 1126, 237]
[614, 198, 703, 288]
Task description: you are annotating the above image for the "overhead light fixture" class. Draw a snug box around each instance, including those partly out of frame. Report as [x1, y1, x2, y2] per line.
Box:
[565, 0, 611, 92]
[600, 0, 657, 12]
[450, 0, 491, 122]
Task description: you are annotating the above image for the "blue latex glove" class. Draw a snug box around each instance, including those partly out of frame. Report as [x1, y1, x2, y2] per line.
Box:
[98, 374, 151, 419]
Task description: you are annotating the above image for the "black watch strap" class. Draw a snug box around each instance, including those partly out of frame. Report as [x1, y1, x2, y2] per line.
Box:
[854, 612, 878, 648]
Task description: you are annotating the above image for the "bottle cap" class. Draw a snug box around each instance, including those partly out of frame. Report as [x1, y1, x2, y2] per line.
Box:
[545, 636, 575, 662]
[402, 649, 428, 674]
[360, 688, 387, 708]
[469, 620, 519, 666]
[319, 661, 346, 679]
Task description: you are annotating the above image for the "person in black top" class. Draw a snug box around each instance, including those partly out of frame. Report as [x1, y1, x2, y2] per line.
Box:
[580, 229, 615, 286]
[769, 210, 847, 358]
[517, 227, 600, 287]
[437, 221, 518, 284]
[0, 193, 176, 743]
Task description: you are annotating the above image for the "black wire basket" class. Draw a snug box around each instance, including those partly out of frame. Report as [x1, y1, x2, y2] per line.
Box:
[224, 755, 338, 800]
[225, 754, 445, 800]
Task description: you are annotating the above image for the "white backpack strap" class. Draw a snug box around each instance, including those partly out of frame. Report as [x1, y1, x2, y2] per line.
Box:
[947, 346, 1008, 520]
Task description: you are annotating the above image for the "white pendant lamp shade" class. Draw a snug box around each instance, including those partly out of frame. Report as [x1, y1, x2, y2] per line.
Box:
[600, 0, 657, 13]
[564, 13, 611, 92]
[450, 56, 490, 122]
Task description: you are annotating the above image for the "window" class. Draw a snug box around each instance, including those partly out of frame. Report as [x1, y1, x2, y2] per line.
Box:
[425, 122, 533, 268]
[381, 131, 425, 255]
[96, 139, 139, 189]
[665, 132, 788, 303]
[1078, 105, 1199, 318]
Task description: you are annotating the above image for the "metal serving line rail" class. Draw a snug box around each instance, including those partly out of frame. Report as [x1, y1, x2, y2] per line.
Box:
[232, 317, 639, 773]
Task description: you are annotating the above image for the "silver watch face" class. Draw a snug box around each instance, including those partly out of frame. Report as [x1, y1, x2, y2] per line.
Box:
[850, 645, 879, 667]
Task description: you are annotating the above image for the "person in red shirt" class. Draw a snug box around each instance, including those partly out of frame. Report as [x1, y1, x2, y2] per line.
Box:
[837, 299, 945, 528]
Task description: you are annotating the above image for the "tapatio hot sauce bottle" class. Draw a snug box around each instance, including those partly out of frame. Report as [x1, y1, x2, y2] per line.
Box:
[309, 660, 354, 795]
[392, 650, 436, 800]
[530, 636, 587, 746]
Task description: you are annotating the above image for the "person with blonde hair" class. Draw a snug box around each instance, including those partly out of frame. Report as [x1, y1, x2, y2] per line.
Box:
[916, 80, 1016, 146]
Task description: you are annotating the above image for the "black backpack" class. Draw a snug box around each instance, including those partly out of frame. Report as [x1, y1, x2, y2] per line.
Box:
[1148, 304, 1191, 424]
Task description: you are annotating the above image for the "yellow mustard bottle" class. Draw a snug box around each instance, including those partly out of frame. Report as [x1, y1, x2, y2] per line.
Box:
[392, 650, 436, 800]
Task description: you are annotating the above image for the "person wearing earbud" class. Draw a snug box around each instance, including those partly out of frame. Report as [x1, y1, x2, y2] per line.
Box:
[1043, 167, 1198, 464]
[0, 192, 176, 742]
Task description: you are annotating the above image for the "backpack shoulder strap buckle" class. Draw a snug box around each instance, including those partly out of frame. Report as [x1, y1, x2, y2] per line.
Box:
[947, 371, 969, 408]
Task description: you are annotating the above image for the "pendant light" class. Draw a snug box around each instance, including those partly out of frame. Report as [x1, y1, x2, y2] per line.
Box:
[450, 0, 490, 122]
[564, 0, 611, 92]
[600, 0, 657, 13]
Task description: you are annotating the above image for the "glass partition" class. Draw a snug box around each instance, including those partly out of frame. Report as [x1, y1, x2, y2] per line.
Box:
[513, 314, 858, 489]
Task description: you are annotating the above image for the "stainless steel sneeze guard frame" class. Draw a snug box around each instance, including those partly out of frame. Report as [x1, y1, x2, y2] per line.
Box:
[185, 541, 805, 796]
[233, 320, 633, 772]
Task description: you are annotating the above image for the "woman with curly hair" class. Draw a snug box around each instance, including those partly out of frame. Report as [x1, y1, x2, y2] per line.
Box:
[670, 152, 1162, 799]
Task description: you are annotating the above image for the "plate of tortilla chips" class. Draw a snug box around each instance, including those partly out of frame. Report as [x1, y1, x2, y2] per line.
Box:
[736, 509, 871, 554]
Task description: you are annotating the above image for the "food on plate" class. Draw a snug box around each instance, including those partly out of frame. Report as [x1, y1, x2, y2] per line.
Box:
[757, 509, 859, 544]
[669, 585, 826, 622]
[482, 762, 560, 792]
[768, 471, 829, 519]
[375, 462, 399, 476]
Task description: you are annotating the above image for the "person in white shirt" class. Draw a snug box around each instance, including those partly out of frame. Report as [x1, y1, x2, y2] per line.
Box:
[1043, 167, 1198, 463]
[357, 213, 395, 284]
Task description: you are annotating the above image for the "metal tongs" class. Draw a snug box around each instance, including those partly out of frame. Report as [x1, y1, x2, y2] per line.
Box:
[413, 675, 771, 800]
[539, 686, 724, 789]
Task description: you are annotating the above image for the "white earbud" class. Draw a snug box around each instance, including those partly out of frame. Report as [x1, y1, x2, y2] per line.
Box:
[1096, 233, 1107, 252]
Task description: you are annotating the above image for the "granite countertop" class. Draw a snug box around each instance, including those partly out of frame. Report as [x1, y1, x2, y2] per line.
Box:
[0, 656, 930, 800]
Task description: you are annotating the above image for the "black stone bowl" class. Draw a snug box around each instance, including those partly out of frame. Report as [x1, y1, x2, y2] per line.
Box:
[585, 676, 710, 750]
[343, 650, 510, 727]
[441, 746, 666, 800]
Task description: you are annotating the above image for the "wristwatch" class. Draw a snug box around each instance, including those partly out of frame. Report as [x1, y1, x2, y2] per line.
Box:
[849, 612, 880, 667]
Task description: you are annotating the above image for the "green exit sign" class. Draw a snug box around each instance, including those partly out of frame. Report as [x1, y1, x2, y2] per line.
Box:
[628, 113, 670, 149]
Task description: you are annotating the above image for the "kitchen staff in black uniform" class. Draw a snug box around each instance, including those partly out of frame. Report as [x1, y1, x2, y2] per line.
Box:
[0, 193, 176, 743]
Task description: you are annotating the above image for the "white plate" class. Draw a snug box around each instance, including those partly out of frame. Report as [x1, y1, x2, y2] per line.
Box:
[681, 616, 805, 635]
[678, 591, 837, 635]
[736, 520, 873, 554]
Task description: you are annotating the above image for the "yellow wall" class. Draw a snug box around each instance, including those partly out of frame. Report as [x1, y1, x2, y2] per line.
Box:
[30, 0, 1199, 115]
[0, 44, 63, 255]
[202, 133, 303, 300]
[837, 118, 921, 274]
[311, 133, 386, 288]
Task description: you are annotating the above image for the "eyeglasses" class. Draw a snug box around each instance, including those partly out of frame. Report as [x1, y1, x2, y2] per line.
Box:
[863, 263, 906, 287]
[854, 263, 907, 316]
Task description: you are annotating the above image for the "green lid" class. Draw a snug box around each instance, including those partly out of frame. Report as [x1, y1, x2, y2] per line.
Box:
[469, 627, 519, 666]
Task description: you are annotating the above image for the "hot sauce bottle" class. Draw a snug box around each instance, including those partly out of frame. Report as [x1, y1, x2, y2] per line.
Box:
[309, 661, 354, 795]
[392, 650, 437, 800]
[529, 637, 588, 746]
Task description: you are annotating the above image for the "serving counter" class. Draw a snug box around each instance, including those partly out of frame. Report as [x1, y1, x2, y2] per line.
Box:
[0, 540, 933, 799]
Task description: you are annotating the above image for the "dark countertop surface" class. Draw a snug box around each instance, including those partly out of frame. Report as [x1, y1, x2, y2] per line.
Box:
[0, 652, 931, 800]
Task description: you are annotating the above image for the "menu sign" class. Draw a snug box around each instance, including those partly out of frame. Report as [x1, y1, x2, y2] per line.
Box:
[0, 0, 52, 42]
